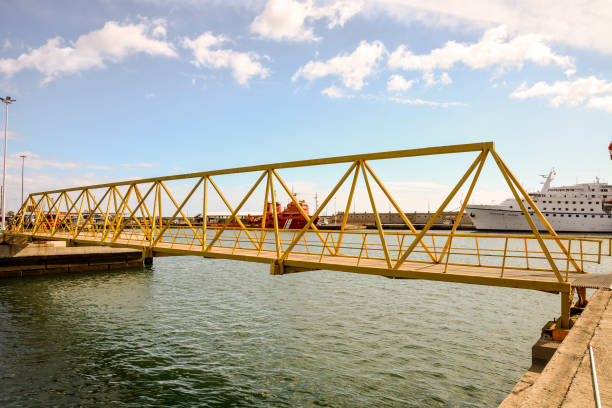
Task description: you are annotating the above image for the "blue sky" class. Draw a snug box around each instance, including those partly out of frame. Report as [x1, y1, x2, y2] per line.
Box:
[1, 0, 611, 214]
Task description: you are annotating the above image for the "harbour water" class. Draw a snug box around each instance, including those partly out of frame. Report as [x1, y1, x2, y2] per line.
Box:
[1, 235, 610, 407]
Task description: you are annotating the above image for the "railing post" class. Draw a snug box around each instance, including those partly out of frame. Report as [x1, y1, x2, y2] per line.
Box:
[501, 237, 509, 277]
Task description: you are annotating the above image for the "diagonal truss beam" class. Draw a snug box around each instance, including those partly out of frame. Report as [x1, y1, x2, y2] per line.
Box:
[204, 171, 266, 251]
[272, 169, 335, 256]
[281, 161, 359, 262]
[363, 161, 437, 262]
[393, 150, 486, 270]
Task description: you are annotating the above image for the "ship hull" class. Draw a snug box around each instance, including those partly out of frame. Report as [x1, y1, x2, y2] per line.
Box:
[467, 205, 612, 233]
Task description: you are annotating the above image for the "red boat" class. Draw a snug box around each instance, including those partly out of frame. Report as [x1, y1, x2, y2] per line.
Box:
[208, 198, 319, 230]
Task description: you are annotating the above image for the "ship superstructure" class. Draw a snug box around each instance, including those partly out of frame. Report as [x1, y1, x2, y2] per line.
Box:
[467, 170, 612, 232]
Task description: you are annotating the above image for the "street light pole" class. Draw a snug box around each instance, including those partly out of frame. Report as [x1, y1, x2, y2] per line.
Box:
[20, 154, 26, 206]
[0, 96, 16, 231]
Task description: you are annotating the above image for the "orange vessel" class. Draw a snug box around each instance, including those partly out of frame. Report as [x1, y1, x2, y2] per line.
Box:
[208, 198, 318, 229]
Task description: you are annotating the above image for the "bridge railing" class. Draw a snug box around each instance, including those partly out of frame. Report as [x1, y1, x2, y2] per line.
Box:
[7, 142, 592, 284]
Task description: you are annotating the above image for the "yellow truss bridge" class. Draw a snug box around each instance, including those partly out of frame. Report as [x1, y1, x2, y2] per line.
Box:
[6, 142, 612, 329]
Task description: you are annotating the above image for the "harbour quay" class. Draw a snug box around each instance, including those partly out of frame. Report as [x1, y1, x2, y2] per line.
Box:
[320, 210, 474, 229]
[0, 235, 143, 279]
[501, 288, 612, 407]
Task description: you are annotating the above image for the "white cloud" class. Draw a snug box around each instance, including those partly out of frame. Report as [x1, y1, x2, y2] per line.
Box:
[144, 92, 156, 99]
[387, 74, 414, 92]
[292, 40, 386, 90]
[388, 26, 574, 74]
[0, 20, 177, 84]
[322, 85, 353, 99]
[251, 0, 362, 42]
[587, 95, 612, 113]
[367, 0, 612, 54]
[182, 32, 270, 85]
[388, 96, 466, 108]
[422, 71, 452, 87]
[510, 76, 612, 111]
[8, 152, 80, 170]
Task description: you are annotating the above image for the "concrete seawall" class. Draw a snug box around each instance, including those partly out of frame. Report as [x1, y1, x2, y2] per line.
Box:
[501, 289, 612, 407]
[0, 238, 144, 278]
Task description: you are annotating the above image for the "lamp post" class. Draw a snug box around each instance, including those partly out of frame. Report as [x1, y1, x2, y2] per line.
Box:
[20, 154, 26, 206]
[0, 96, 16, 231]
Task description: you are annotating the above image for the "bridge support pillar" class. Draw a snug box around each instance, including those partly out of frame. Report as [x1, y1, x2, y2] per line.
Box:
[560, 289, 571, 329]
[143, 248, 153, 267]
[270, 261, 284, 275]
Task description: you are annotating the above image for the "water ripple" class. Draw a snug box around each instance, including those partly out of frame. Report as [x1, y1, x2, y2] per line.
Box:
[3, 253, 610, 407]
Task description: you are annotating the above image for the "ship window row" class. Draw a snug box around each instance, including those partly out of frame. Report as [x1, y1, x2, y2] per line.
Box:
[547, 214, 612, 218]
[544, 195, 599, 198]
[539, 200, 599, 205]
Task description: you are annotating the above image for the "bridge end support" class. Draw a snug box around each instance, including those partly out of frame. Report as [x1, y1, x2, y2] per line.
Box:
[560, 289, 571, 329]
[270, 261, 319, 275]
[143, 248, 153, 267]
[270, 261, 284, 275]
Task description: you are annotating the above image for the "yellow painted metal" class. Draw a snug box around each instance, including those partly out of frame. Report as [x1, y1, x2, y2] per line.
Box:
[363, 161, 436, 262]
[561, 289, 571, 329]
[438, 149, 488, 264]
[280, 161, 359, 262]
[9, 141, 603, 325]
[202, 177, 208, 251]
[491, 150, 564, 282]
[335, 163, 360, 255]
[393, 150, 485, 269]
[34, 142, 495, 195]
[269, 169, 282, 260]
[361, 161, 392, 269]
[206, 175, 261, 250]
[272, 169, 334, 256]
[495, 152, 582, 273]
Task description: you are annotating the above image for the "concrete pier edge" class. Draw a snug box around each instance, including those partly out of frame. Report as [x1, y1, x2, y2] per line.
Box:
[500, 289, 612, 407]
[1, 235, 144, 278]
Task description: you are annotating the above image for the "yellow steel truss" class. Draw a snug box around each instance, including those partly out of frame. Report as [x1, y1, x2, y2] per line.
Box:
[7, 142, 604, 328]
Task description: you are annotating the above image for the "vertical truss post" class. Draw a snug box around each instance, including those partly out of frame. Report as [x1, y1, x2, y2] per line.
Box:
[133, 185, 154, 241]
[361, 160, 392, 268]
[30, 194, 50, 235]
[363, 161, 437, 262]
[204, 172, 266, 251]
[40, 192, 63, 235]
[10, 195, 30, 232]
[269, 169, 282, 260]
[152, 178, 205, 247]
[101, 187, 121, 242]
[202, 177, 208, 251]
[393, 151, 485, 270]
[260, 171, 271, 250]
[26, 194, 45, 232]
[272, 169, 334, 256]
[158, 181, 204, 246]
[281, 161, 358, 262]
[110, 185, 135, 242]
[57, 190, 82, 237]
[491, 151, 564, 282]
[335, 162, 360, 255]
[112, 183, 157, 243]
[75, 188, 112, 237]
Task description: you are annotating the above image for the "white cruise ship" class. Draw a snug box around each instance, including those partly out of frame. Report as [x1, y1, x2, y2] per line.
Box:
[467, 170, 612, 232]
